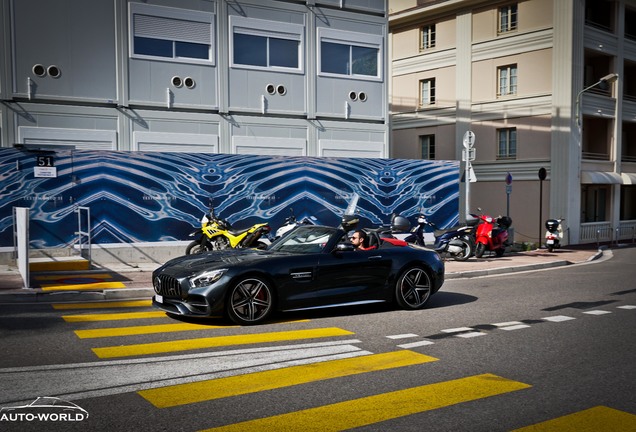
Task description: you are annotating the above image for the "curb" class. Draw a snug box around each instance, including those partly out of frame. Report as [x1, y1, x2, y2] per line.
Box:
[0, 287, 154, 304]
[444, 260, 570, 279]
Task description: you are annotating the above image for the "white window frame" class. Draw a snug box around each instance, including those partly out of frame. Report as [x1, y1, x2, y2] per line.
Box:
[498, 4, 518, 34]
[497, 64, 517, 96]
[317, 28, 383, 82]
[229, 16, 304, 74]
[420, 24, 436, 50]
[497, 128, 517, 159]
[420, 135, 435, 160]
[129, 3, 215, 66]
[419, 78, 436, 106]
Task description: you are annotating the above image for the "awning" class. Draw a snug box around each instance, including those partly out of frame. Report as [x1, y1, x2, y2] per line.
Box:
[622, 173, 636, 185]
[580, 171, 623, 184]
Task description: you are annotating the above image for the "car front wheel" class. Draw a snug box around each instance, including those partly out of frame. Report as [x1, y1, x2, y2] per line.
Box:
[226, 277, 274, 325]
[395, 267, 432, 310]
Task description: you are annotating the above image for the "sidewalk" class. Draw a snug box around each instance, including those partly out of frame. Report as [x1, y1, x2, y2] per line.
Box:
[0, 247, 604, 304]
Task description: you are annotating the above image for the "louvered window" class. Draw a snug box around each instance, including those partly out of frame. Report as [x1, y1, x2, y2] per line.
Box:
[130, 4, 214, 64]
[230, 16, 303, 73]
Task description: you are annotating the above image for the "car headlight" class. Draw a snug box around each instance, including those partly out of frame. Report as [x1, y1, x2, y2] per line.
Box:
[189, 268, 228, 288]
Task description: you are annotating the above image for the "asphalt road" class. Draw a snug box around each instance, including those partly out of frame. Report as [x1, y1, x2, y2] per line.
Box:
[0, 247, 634, 432]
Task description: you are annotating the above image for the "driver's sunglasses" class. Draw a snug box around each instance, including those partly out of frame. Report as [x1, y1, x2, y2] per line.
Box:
[350, 235, 360, 240]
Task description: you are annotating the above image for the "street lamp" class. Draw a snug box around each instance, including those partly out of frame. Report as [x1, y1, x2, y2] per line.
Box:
[575, 73, 619, 128]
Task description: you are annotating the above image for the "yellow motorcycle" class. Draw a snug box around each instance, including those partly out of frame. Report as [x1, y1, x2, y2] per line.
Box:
[185, 206, 271, 254]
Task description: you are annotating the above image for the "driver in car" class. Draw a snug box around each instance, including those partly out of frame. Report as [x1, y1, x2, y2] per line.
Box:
[350, 230, 377, 251]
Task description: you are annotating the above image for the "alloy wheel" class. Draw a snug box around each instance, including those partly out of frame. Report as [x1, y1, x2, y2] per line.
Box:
[227, 277, 273, 325]
[395, 267, 432, 310]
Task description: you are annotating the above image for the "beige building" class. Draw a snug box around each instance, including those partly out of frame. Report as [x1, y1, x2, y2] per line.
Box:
[389, 0, 636, 245]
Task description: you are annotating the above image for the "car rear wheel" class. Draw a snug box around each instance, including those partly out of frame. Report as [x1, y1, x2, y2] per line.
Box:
[226, 277, 274, 325]
[395, 267, 432, 310]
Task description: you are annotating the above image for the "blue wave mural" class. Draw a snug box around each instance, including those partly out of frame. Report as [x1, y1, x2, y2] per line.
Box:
[0, 148, 459, 247]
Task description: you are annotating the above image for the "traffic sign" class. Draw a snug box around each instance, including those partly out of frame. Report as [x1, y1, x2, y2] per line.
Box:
[462, 131, 475, 149]
[505, 172, 513, 185]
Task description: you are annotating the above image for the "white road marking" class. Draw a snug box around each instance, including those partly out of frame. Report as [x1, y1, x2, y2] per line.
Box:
[455, 332, 486, 338]
[617, 305, 636, 309]
[441, 327, 474, 333]
[493, 321, 523, 327]
[0, 340, 366, 405]
[397, 340, 435, 349]
[498, 324, 531, 331]
[386, 334, 419, 339]
[543, 315, 576, 322]
[583, 310, 612, 315]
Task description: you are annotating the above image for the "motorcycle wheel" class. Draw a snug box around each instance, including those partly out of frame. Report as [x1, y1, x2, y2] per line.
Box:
[475, 242, 486, 258]
[185, 240, 206, 255]
[452, 239, 473, 262]
[547, 245, 554, 252]
[495, 247, 505, 257]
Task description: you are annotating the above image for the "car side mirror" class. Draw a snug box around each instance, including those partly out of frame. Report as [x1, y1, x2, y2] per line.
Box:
[334, 243, 354, 253]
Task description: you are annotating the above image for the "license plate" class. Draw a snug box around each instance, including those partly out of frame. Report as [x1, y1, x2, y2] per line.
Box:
[155, 294, 163, 303]
[546, 239, 554, 245]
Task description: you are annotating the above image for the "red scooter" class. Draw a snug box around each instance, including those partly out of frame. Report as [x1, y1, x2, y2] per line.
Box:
[473, 210, 512, 258]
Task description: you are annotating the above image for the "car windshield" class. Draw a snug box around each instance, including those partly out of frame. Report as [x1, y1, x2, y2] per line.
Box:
[269, 226, 336, 254]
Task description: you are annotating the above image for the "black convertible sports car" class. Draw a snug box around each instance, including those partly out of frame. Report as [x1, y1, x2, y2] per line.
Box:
[152, 224, 444, 325]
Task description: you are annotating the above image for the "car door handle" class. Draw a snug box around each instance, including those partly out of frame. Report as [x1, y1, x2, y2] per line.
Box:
[368, 255, 383, 260]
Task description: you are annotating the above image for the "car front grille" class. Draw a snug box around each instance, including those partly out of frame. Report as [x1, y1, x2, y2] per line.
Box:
[154, 274, 182, 297]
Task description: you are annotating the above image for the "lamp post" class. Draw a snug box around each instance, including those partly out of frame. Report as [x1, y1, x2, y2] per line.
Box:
[575, 73, 619, 129]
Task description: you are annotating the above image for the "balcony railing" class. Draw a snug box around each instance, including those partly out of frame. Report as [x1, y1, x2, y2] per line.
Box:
[580, 221, 636, 245]
[580, 222, 612, 244]
[581, 151, 610, 161]
[622, 155, 636, 163]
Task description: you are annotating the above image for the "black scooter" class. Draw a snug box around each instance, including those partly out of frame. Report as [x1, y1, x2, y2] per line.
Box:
[388, 212, 476, 261]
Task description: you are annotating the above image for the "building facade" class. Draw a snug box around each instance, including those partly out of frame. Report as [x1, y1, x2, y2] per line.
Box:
[389, 0, 636, 245]
[0, 0, 388, 158]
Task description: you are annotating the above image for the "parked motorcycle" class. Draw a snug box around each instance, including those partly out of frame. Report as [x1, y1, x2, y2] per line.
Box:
[545, 218, 565, 252]
[273, 208, 317, 240]
[473, 210, 512, 258]
[185, 206, 271, 254]
[388, 211, 476, 261]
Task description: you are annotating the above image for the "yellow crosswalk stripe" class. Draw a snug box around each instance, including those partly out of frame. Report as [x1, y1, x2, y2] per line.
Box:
[41, 281, 126, 291]
[33, 273, 113, 281]
[199, 373, 530, 432]
[139, 350, 438, 408]
[74, 319, 309, 338]
[76, 322, 233, 338]
[92, 327, 355, 358]
[62, 311, 166, 322]
[512, 406, 636, 432]
[53, 300, 152, 310]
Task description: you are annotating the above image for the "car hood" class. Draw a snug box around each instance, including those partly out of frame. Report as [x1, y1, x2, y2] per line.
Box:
[157, 248, 274, 274]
